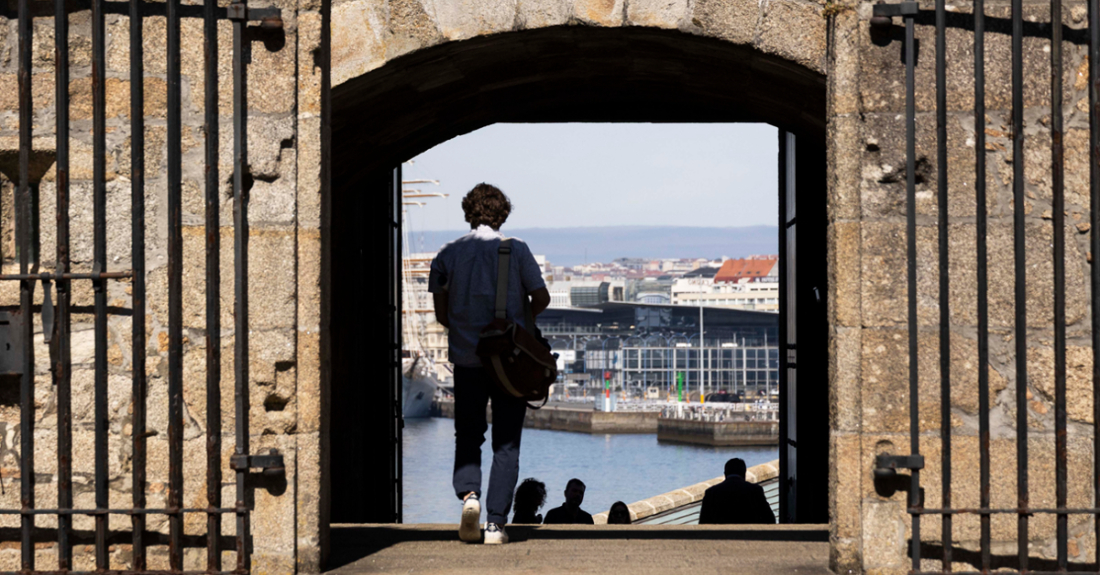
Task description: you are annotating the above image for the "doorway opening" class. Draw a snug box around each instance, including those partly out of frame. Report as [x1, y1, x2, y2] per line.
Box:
[397, 122, 783, 524]
[324, 25, 829, 542]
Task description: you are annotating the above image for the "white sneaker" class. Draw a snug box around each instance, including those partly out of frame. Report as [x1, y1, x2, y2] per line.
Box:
[459, 493, 481, 542]
[483, 523, 508, 545]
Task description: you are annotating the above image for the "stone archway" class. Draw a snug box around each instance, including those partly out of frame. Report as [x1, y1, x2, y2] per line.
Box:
[322, 0, 831, 564]
[328, 0, 829, 186]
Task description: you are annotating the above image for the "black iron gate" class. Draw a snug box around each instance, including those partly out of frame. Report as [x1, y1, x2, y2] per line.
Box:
[871, 0, 1100, 570]
[9, 0, 283, 571]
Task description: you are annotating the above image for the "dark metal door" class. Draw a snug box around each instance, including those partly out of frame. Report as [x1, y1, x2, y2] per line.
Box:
[329, 166, 403, 524]
[870, 0, 1100, 570]
[777, 130, 829, 525]
[778, 131, 798, 523]
[8, 0, 283, 571]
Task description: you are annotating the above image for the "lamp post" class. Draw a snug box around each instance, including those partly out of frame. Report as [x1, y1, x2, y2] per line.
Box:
[699, 304, 704, 397]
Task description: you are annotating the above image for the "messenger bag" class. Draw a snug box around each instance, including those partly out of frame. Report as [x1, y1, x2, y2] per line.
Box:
[475, 239, 557, 409]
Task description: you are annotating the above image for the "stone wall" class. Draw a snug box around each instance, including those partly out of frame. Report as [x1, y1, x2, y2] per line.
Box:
[0, 0, 324, 570]
[829, 1, 1097, 572]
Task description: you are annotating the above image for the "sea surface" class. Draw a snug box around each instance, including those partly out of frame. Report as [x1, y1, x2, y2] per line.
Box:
[402, 417, 778, 524]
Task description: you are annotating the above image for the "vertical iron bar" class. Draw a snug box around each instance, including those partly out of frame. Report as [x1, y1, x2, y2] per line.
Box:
[130, 0, 148, 569]
[935, 0, 951, 567]
[1089, 0, 1100, 565]
[167, 0, 185, 564]
[904, 10, 921, 571]
[1050, 0, 1067, 569]
[92, 0, 109, 563]
[974, 0, 992, 568]
[204, 0, 222, 566]
[16, 0, 33, 566]
[232, 1, 251, 568]
[1011, 0, 1029, 565]
[53, 0, 72, 566]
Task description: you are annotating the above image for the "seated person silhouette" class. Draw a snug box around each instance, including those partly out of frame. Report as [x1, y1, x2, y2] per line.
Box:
[607, 501, 632, 525]
[542, 478, 595, 524]
[698, 458, 776, 524]
[512, 478, 547, 524]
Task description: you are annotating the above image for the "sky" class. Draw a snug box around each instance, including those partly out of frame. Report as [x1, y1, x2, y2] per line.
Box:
[401, 123, 779, 233]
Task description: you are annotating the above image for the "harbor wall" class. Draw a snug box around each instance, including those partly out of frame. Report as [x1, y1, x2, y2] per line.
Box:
[656, 418, 778, 447]
[431, 401, 658, 434]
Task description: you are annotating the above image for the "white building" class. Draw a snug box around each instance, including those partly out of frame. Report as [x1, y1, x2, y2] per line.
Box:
[670, 257, 780, 312]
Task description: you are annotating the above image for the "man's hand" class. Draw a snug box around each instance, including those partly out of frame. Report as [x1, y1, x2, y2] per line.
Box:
[529, 287, 550, 317]
[432, 291, 450, 329]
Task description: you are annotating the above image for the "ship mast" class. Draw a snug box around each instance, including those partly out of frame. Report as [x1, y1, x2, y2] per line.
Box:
[401, 176, 447, 357]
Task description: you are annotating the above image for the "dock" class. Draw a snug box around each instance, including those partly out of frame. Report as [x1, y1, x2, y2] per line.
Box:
[431, 400, 658, 433]
[656, 417, 778, 446]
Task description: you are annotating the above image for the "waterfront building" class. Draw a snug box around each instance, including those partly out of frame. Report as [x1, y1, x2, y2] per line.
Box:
[671, 257, 780, 312]
[538, 302, 778, 399]
[547, 279, 627, 308]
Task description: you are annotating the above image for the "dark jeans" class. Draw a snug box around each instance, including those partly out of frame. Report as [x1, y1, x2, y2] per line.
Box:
[453, 365, 528, 525]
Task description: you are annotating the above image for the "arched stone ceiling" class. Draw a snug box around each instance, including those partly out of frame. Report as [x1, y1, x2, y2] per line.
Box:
[331, 0, 828, 189]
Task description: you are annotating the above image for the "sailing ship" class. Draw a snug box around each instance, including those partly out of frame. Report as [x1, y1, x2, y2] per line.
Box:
[401, 178, 448, 419]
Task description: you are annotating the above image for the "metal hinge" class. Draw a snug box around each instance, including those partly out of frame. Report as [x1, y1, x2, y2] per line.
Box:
[230, 448, 285, 477]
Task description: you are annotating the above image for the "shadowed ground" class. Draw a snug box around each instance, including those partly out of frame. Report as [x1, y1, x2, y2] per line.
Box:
[326, 524, 831, 574]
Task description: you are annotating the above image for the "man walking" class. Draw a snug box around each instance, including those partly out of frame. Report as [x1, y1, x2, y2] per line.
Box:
[429, 184, 551, 545]
[698, 458, 776, 524]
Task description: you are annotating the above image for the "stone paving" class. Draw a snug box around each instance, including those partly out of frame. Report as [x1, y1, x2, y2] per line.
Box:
[325, 524, 831, 575]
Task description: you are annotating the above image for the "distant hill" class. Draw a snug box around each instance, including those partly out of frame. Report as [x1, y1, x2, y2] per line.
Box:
[407, 226, 779, 267]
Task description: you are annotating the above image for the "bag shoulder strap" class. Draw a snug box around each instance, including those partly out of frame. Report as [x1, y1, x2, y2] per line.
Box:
[495, 239, 512, 320]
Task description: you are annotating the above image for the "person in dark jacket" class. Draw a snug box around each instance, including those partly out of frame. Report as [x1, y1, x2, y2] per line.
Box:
[543, 478, 595, 524]
[698, 458, 776, 525]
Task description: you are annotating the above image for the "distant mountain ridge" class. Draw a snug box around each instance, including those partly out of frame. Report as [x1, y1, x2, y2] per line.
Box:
[407, 225, 779, 268]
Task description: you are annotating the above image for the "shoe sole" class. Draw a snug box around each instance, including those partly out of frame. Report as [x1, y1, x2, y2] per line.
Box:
[459, 500, 481, 542]
[483, 533, 507, 545]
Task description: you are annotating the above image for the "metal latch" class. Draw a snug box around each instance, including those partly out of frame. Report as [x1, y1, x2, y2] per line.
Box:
[227, 3, 283, 30]
[874, 453, 924, 479]
[0, 311, 25, 376]
[230, 448, 285, 477]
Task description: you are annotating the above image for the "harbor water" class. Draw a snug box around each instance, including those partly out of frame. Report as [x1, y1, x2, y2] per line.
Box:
[403, 417, 778, 524]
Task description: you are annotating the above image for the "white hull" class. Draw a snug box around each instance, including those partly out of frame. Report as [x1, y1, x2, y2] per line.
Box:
[403, 357, 440, 419]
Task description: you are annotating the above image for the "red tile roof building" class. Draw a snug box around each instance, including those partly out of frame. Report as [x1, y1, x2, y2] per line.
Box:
[714, 256, 779, 284]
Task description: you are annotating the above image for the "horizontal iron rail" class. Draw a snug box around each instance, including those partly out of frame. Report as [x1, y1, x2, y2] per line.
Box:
[908, 507, 1100, 515]
[0, 271, 132, 281]
[1, 507, 246, 515]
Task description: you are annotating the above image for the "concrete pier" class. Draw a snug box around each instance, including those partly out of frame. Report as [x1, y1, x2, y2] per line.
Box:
[656, 417, 778, 446]
[431, 400, 658, 433]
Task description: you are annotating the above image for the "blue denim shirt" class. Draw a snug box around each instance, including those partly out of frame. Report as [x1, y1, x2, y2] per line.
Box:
[428, 226, 546, 367]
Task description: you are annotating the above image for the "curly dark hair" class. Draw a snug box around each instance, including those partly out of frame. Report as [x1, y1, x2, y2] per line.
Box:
[513, 478, 547, 514]
[462, 183, 512, 230]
